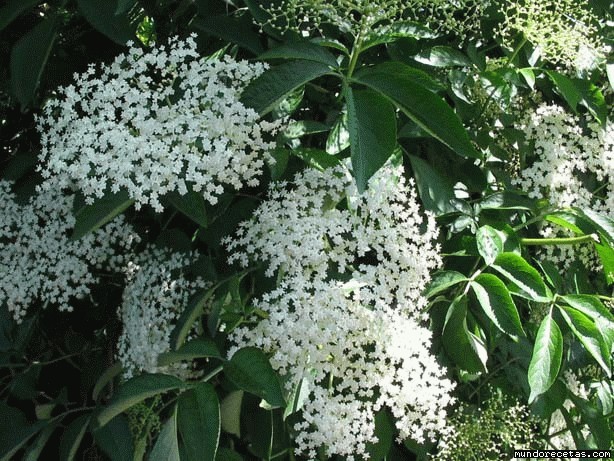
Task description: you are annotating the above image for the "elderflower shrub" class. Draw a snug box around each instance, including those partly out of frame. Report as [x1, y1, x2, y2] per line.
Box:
[37, 35, 284, 212]
[512, 104, 614, 270]
[498, 0, 605, 70]
[435, 392, 537, 460]
[226, 164, 454, 459]
[0, 180, 138, 322]
[116, 247, 209, 379]
[260, 0, 487, 40]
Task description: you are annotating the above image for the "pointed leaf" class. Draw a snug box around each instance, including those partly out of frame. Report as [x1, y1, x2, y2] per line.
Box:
[94, 374, 185, 429]
[71, 189, 134, 240]
[408, 155, 455, 215]
[76, 0, 139, 45]
[353, 62, 480, 159]
[476, 225, 504, 265]
[346, 87, 397, 192]
[0, 402, 46, 461]
[59, 414, 90, 461]
[158, 337, 222, 367]
[224, 347, 285, 409]
[150, 407, 180, 461]
[491, 252, 551, 302]
[558, 306, 611, 376]
[0, 0, 41, 31]
[361, 21, 438, 50]
[414, 46, 472, 67]
[528, 313, 563, 403]
[192, 15, 263, 55]
[442, 296, 488, 373]
[472, 273, 525, 339]
[10, 15, 59, 109]
[259, 41, 338, 67]
[170, 286, 217, 350]
[178, 383, 220, 461]
[240, 60, 331, 115]
[291, 147, 341, 170]
[114, 0, 136, 15]
[166, 190, 208, 228]
[424, 271, 467, 299]
[92, 415, 133, 461]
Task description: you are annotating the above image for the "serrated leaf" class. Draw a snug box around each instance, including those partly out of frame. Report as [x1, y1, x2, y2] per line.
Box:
[282, 120, 329, 140]
[558, 306, 612, 376]
[178, 383, 220, 461]
[528, 313, 563, 403]
[424, 271, 467, 298]
[476, 225, 504, 265]
[353, 62, 480, 160]
[326, 113, 350, 155]
[408, 155, 455, 216]
[414, 46, 472, 67]
[59, 414, 90, 461]
[166, 190, 208, 228]
[10, 15, 59, 109]
[259, 40, 338, 67]
[442, 296, 488, 373]
[241, 60, 331, 115]
[224, 347, 285, 409]
[170, 287, 217, 351]
[76, 0, 139, 45]
[0, 0, 41, 31]
[574, 208, 614, 246]
[94, 374, 185, 429]
[158, 337, 222, 367]
[346, 87, 397, 192]
[150, 407, 180, 461]
[472, 273, 525, 339]
[361, 21, 438, 50]
[491, 252, 551, 302]
[71, 189, 134, 240]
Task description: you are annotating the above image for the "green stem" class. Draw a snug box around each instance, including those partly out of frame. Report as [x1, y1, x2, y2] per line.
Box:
[202, 364, 223, 383]
[520, 234, 597, 246]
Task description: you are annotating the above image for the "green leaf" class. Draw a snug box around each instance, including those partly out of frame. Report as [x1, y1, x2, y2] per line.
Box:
[94, 374, 185, 429]
[0, 0, 41, 31]
[240, 60, 331, 115]
[178, 383, 220, 461]
[158, 337, 222, 367]
[491, 252, 551, 302]
[472, 273, 525, 339]
[283, 376, 310, 420]
[115, 0, 136, 15]
[346, 87, 397, 192]
[291, 147, 341, 170]
[0, 402, 46, 461]
[10, 15, 59, 109]
[220, 391, 243, 437]
[224, 347, 285, 409]
[546, 70, 582, 110]
[92, 363, 123, 402]
[71, 189, 134, 240]
[150, 407, 180, 461]
[528, 312, 563, 403]
[594, 238, 614, 285]
[92, 415, 133, 461]
[573, 208, 614, 246]
[607, 63, 614, 89]
[361, 21, 438, 50]
[326, 113, 350, 155]
[424, 271, 467, 299]
[192, 14, 263, 55]
[353, 62, 480, 160]
[558, 306, 611, 376]
[170, 287, 218, 351]
[546, 71, 607, 123]
[479, 191, 535, 210]
[59, 414, 90, 461]
[414, 46, 472, 67]
[476, 225, 504, 265]
[23, 422, 57, 461]
[76, 0, 139, 45]
[166, 190, 208, 228]
[259, 40, 338, 67]
[442, 296, 488, 373]
[365, 410, 394, 460]
[407, 155, 455, 216]
[281, 120, 329, 140]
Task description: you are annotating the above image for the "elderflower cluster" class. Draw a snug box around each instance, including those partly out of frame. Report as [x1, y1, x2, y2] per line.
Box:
[499, 0, 605, 70]
[116, 247, 209, 379]
[261, 0, 487, 40]
[512, 104, 614, 270]
[435, 392, 537, 460]
[0, 181, 137, 322]
[37, 35, 284, 212]
[226, 164, 454, 459]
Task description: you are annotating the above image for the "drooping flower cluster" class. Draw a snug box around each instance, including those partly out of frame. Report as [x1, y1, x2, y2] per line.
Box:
[261, 0, 487, 40]
[37, 35, 284, 212]
[226, 164, 454, 459]
[116, 247, 209, 379]
[0, 181, 138, 322]
[499, 0, 605, 70]
[513, 104, 613, 269]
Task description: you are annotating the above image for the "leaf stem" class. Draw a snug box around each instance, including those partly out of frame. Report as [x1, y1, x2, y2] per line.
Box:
[520, 234, 597, 246]
[202, 364, 223, 383]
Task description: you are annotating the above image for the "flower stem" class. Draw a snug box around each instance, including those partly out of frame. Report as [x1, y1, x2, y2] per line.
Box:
[520, 234, 597, 246]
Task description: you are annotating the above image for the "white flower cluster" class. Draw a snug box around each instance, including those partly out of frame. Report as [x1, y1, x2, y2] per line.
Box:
[0, 181, 137, 322]
[117, 247, 208, 379]
[226, 164, 454, 459]
[37, 35, 284, 212]
[513, 104, 614, 269]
